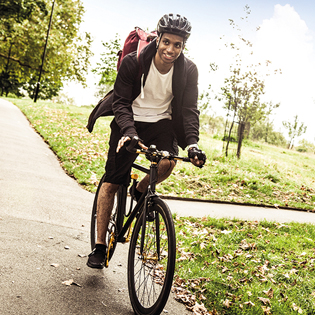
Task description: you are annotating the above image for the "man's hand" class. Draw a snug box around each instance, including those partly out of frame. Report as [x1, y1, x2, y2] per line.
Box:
[188, 147, 207, 168]
[116, 135, 148, 153]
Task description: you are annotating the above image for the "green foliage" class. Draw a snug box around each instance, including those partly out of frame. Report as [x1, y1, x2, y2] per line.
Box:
[92, 34, 121, 94]
[26, 74, 63, 100]
[221, 67, 267, 127]
[198, 89, 211, 115]
[0, 0, 93, 99]
[174, 217, 315, 314]
[282, 115, 307, 149]
[296, 139, 315, 153]
[0, 68, 24, 97]
[250, 119, 287, 147]
[0, 0, 48, 22]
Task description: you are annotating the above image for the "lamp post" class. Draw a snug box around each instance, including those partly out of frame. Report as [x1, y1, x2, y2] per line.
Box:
[34, 0, 55, 103]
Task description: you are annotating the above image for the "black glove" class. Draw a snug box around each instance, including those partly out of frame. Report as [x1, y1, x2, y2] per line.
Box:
[188, 147, 207, 168]
[125, 136, 140, 153]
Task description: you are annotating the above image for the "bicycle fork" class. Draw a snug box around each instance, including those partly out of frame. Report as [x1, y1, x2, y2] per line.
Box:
[139, 162, 161, 262]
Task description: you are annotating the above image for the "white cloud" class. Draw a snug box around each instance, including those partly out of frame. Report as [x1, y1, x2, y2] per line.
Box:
[254, 4, 315, 142]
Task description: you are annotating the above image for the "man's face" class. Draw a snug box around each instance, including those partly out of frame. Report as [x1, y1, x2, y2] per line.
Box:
[156, 33, 184, 65]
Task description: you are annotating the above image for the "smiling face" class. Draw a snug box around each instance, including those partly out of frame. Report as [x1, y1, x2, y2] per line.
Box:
[154, 33, 184, 73]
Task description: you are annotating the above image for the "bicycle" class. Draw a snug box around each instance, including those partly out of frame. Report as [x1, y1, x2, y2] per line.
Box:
[90, 136, 191, 315]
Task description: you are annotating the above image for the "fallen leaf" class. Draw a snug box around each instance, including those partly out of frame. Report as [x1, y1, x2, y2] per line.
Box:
[244, 301, 255, 307]
[62, 279, 82, 287]
[292, 303, 303, 313]
[62, 279, 74, 286]
[192, 302, 208, 314]
[222, 267, 229, 273]
[50, 263, 59, 268]
[258, 297, 271, 305]
[263, 288, 274, 298]
[262, 306, 272, 314]
[223, 299, 231, 308]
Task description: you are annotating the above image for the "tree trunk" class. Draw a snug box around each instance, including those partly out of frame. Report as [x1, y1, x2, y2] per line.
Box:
[237, 122, 246, 159]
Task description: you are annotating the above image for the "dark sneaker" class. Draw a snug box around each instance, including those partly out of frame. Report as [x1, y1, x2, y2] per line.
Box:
[87, 244, 107, 269]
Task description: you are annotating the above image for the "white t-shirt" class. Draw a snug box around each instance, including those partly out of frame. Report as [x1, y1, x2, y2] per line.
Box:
[132, 59, 174, 122]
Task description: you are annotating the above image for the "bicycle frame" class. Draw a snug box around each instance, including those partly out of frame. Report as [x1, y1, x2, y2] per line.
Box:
[116, 160, 159, 255]
[116, 143, 190, 260]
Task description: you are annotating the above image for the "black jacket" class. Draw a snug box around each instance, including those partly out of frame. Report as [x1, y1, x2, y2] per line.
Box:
[87, 39, 199, 150]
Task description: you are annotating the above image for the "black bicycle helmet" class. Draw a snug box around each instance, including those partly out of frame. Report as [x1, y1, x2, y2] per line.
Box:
[157, 13, 192, 41]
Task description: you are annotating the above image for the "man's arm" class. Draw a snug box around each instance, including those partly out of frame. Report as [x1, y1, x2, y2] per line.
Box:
[182, 60, 207, 167]
[112, 53, 139, 138]
[181, 60, 200, 146]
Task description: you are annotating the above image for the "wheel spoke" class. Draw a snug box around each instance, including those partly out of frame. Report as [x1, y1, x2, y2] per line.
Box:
[128, 199, 176, 314]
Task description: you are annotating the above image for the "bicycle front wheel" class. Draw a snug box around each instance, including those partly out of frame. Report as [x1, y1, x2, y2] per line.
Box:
[127, 197, 176, 315]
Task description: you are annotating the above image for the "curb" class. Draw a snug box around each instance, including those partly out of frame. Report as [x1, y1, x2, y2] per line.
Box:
[160, 195, 315, 213]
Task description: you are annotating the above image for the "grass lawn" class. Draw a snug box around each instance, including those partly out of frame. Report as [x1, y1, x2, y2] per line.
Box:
[174, 216, 315, 314]
[4, 96, 315, 314]
[6, 97, 315, 211]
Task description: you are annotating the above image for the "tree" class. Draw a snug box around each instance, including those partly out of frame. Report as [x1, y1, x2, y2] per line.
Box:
[263, 101, 280, 142]
[282, 115, 307, 149]
[92, 34, 121, 98]
[221, 67, 268, 128]
[250, 119, 287, 147]
[296, 139, 315, 153]
[0, 0, 48, 22]
[198, 86, 212, 115]
[218, 5, 281, 157]
[0, 0, 93, 99]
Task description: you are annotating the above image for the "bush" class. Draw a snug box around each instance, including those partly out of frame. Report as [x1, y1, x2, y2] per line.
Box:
[296, 139, 315, 154]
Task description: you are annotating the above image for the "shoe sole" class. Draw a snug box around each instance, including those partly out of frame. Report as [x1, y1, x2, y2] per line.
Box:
[86, 261, 105, 269]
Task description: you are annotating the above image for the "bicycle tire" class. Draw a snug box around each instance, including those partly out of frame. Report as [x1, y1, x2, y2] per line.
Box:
[127, 197, 176, 315]
[90, 175, 126, 264]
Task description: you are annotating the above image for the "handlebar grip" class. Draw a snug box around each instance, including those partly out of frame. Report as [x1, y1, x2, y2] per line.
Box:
[126, 136, 140, 153]
[182, 157, 191, 162]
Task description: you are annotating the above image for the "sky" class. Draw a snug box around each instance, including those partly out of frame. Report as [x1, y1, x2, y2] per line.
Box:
[63, 0, 315, 144]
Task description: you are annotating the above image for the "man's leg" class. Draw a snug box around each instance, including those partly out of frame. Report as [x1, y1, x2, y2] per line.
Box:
[87, 182, 119, 269]
[96, 182, 119, 244]
[136, 159, 175, 193]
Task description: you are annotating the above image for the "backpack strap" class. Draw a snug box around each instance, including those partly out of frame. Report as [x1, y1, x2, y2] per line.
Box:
[135, 28, 157, 79]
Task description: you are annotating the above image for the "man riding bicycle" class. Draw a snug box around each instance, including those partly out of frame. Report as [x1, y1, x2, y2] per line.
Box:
[86, 13, 206, 269]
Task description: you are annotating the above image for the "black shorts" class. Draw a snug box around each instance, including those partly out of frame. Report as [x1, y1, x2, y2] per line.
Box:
[104, 119, 178, 186]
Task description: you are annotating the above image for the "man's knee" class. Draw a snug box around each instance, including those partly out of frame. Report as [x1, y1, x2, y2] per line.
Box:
[157, 159, 176, 181]
[159, 159, 176, 171]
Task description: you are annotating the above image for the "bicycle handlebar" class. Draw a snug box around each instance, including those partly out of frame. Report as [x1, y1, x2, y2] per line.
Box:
[125, 136, 191, 163]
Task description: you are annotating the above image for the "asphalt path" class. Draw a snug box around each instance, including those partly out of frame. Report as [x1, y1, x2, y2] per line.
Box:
[1, 98, 315, 315]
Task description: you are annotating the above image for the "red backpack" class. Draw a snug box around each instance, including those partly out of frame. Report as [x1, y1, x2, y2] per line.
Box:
[117, 27, 157, 71]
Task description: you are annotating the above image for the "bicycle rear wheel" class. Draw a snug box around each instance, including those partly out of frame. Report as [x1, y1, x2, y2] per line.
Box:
[90, 175, 126, 264]
[127, 197, 176, 315]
